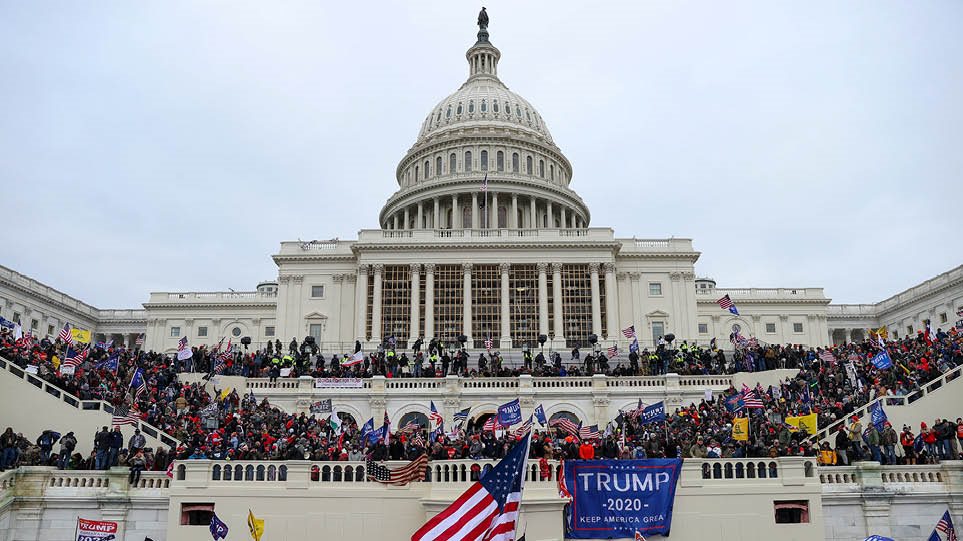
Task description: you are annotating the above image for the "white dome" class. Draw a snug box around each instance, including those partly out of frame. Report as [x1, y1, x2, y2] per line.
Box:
[416, 79, 555, 145]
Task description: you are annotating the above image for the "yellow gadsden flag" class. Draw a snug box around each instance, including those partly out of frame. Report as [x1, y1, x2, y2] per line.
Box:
[70, 328, 92, 344]
[218, 387, 233, 401]
[785, 413, 818, 435]
[248, 509, 264, 541]
[731, 417, 749, 441]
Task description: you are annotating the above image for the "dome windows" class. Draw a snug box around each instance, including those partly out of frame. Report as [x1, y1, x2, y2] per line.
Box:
[526, 156, 533, 175]
[505, 102, 511, 116]
[515, 105, 522, 117]
[550, 164, 555, 181]
[468, 100, 475, 114]
[465, 151, 472, 173]
[456, 103, 463, 115]
[525, 109, 531, 122]
[480, 150, 488, 171]
[415, 165, 420, 182]
[496, 151, 504, 172]
[446, 106, 452, 119]
[436, 156, 443, 176]
[492, 101, 499, 113]
[449, 153, 457, 173]
[539, 159, 545, 178]
[425, 160, 431, 179]
[512, 153, 519, 173]
[481, 99, 487, 113]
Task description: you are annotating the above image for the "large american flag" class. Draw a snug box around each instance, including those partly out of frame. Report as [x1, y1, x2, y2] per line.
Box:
[58, 323, 72, 344]
[621, 325, 636, 339]
[742, 385, 764, 409]
[429, 401, 443, 427]
[111, 405, 141, 427]
[606, 345, 619, 358]
[412, 433, 530, 541]
[177, 336, 188, 352]
[935, 510, 958, 541]
[484, 337, 494, 352]
[366, 454, 429, 486]
[135, 334, 145, 347]
[510, 418, 533, 439]
[717, 294, 735, 310]
[483, 416, 502, 432]
[62, 346, 89, 368]
[818, 350, 836, 365]
[549, 417, 581, 439]
[579, 424, 601, 441]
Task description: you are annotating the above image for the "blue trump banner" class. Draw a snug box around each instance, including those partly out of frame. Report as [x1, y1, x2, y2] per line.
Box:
[869, 401, 888, 430]
[871, 350, 893, 369]
[640, 402, 666, 426]
[209, 512, 229, 540]
[565, 459, 682, 538]
[498, 398, 522, 426]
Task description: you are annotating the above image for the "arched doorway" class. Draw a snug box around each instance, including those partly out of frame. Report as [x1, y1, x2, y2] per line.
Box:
[548, 411, 581, 437]
[398, 411, 429, 432]
[831, 329, 848, 345]
[467, 412, 496, 433]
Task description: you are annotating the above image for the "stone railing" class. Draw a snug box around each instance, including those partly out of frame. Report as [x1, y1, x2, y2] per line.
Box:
[0, 356, 182, 449]
[5, 467, 171, 499]
[697, 287, 826, 300]
[149, 291, 277, 303]
[357, 228, 620, 245]
[819, 461, 962, 494]
[812, 363, 963, 442]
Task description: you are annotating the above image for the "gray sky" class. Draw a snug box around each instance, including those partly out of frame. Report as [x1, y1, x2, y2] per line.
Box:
[1, 1, 960, 308]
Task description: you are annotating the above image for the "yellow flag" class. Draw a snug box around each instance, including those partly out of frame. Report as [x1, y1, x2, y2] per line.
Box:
[219, 388, 232, 401]
[70, 328, 91, 344]
[248, 509, 264, 541]
[732, 417, 749, 441]
[786, 413, 818, 435]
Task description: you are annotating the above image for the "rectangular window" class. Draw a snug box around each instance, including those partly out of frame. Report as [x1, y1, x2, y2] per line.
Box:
[311, 285, 325, 298]
[698, 323, 708, 334]
[197, 326, 208, 337]
[774, 500, 809, 524]
[793, 322, 803, 333]
[766, 323, 776, 333]
[13, 312, 20, 324]
[180, 503, 215, 526]
[651, 321, 665, 345]
[940, 312, 947, 323]
[170, 326, 181, 337]
[47, 325, 54, 336]
[31, 319, 38, 330]
[309, 324, 323, 342]
[907, 325, 914, 334]
[265, 326, 275, 337]
[648, 282, 662, 296]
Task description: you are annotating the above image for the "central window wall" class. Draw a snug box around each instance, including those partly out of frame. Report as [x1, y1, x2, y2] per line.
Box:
[433, 265, 464, 348]
[509, 265, 538, 348]
[472, 265, 500, 349]
[381, 265, 411, 347]
[561, 264, 592, 348]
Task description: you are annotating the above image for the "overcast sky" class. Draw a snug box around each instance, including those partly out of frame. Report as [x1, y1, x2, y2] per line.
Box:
[1, 1, 960, 308]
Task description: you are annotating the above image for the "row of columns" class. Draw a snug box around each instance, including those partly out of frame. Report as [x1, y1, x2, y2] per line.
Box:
[355, 262, 618, 346]
[385, 193, 587, 230]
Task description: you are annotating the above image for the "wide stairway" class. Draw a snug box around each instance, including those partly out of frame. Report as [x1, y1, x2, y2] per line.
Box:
[0, 357, 180, 455]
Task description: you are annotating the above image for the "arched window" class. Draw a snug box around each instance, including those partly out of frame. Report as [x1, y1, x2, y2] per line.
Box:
[512, 153, 519, 173]
[436, 156, 443, 175]
[424, 160, 430, 179]
[449, 153, 457, 173]
[481, 99, 487, 112]
[493, 101, 499, 113]
[516, 105, 522, 117]
[505, 102, 511, 115]
[525, 109, 531, 121]
[414, 165, 419, 182]
[550, 164, 554, 180]
[526, 156, 533, 175]
[539, 160, 545, 178]
[462, 206, 472, 228]
[480, 150, 488, 171]
[468, 100, 475, 113]
[497, 205, 507, 228]
[496, 151, 504, 172]
[436, 110, 441, 122]
[446, 105, 452, 119]
[465, 151, 472, 172]
[456, 103, 463, 115]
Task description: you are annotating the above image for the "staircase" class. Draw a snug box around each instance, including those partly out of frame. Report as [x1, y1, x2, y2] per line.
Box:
[0, 356, 181, 455]
[814, 363, 963, 443]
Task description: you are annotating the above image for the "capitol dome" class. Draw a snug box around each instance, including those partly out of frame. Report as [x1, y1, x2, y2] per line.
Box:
[380, 18, 589, 231]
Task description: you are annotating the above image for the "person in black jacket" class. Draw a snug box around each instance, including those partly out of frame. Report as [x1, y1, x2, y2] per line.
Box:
[834, 425, 849, 465]
[108, 427, 124, 468]
[94, 427, 111, 470]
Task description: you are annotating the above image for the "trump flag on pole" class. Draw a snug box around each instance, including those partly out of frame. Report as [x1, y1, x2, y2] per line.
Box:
[498, 398, 522, 427]
[871, 350, 893, 370]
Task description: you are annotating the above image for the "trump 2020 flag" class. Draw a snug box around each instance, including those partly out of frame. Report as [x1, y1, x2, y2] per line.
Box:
[498, 398, 522, 427]
[869, 401, 888, 431]
[928, 509, 957, 541]
[534, 404, 547, 426]
[640, 401, 667, 425]
[412, 432, 531, 541]
[871, 350, 893, 370]
[209, 512, 229, 540]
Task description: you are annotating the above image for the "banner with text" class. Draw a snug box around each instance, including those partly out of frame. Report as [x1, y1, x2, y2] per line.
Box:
[314, 378, 364, 388]
[75, 518, 118, 541]
[564, 459, 682, 539]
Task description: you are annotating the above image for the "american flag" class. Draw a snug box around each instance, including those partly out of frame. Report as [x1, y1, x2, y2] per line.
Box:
[818, 350, 836, 364]
[625, 399, 645, 419]
[399, 421, 422, 434]
[429, 401, 443, 427]
[635, 531, 647, 541]
[742, 385, 764, 409]
[717, 294, 738, 315]
[579, 424, 601, 440]
[510, 418, 533, 439]
[135, 334, 145, 347]
[177, 336, 188, 352]
[58, 323, 72, 345]
[480, 172, 489, 192]
[111, 405, 140, 427]
[622, 325, 636, 339]
[453, 408, 470, 423]
[606, 345, 619, 358]
[549, 417, 581, 439]
[483, 416, 501, 432]
[412, 433, 530, 541]
[130, 367, 148, 398]
[367, 454, 429, 486]
[62, 346, 89, 368]
[935, 510, 958, 541]
[484, 336, 494, 352]
[557, 459, 572, 499]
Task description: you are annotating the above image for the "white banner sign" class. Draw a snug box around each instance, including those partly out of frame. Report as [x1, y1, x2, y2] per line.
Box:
[76, 518, 118, 541]
[60, 365, 76, 376]
[314, 378, 364, 388]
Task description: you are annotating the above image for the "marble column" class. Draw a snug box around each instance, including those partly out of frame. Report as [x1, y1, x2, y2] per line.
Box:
[547, 201, 554, 228]
[561, 207, 568, 229]
[392, 215, 399, 230]
[452, 194, 460, 229]
[603, 263, 618, 341]
[463, 263, 473, 343]
[491, 192, 499, 228]
[371, 264, 384, 343]
[355, 265, 369, 341]
[424, 264, 435, 339]
[433, 198, 440, 229]
[511, 194, 518, 229]
[530, 197, 537, 228]
[537, 262, 549, 337]
[409, 264, 421, 343]
[403, 207, 410, 230]
[417, 202, 424, 229]
[471, 193, 479, 229]
[500, 262, 511, 348]
[589, 262, 602, 337]
[552, 263, 565, 343]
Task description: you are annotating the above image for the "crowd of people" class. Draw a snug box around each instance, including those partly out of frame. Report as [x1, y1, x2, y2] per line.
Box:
[0, 323, 960, 476]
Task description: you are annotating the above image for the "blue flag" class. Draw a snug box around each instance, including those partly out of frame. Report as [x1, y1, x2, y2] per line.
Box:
[725, 394, 745, 412]
[640, 401, 667, 425]
[864, 536, 894, 541]
[869, 401, 888, 431]
[534, 404, 547, 426]
[498, 398, 522, 426]
[209, 512, 229, 540]
[629, 338, 639, 353]
[871, 350, 893, 370]
[360, 417, 374, 439]
[96, 352, 120, 372]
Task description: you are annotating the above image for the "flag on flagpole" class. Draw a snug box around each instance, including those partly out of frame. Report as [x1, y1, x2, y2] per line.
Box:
[111, 405, 140, 427]
[429, 401, 443, 428]
[130, 368, 148, 399]
[621, 325, 636, 339]
[533, 404, 547, 426]
[931, 509, 958, 541]
[135, 333, 145, 348]
[62, 346, 89, 368]
[176, 336, 192, 361]
[342, 351, 364, 367]
[411, 433, 531, 541]
[606, 345, 619, 358]
[367, 454, 429, 486]
[247, 510, 264, 541]
[453, 408, 470, 423]
[209, 513, 229, 541]
[484, 336, 494, 352]
[717, 294, 739, 315]
[59, 323, 72, 345]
